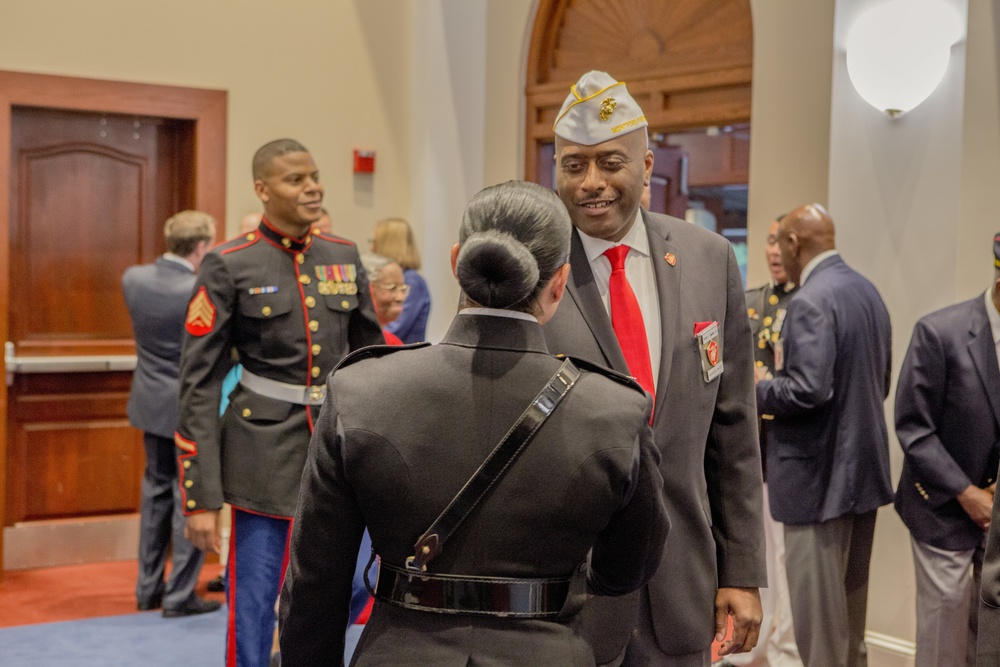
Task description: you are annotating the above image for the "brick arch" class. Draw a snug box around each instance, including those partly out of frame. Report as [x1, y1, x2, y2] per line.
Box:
[525, 0, 752, 179]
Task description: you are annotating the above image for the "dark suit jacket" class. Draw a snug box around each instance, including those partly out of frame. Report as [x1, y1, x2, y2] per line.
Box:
[757, 254, 893, 526]
[122, 256, 196, 439]
[279, 314, 669, 666]
[542, 211, 766, 660]
[895, 294, 1000, 551]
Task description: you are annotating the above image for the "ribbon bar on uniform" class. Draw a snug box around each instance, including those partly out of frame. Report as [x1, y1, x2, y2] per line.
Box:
[374, 562, 571, 618]
[239, 369, 326, 405]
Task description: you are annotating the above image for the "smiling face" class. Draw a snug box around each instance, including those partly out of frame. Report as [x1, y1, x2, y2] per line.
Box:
[765, 219, 788, 284]
[254, 151, 324, 236]
[371, 261, 407, 326]
[554, 130, 653, 242]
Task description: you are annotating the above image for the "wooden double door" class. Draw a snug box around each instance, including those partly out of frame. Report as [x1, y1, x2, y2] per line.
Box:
[0, 71, 226, 574]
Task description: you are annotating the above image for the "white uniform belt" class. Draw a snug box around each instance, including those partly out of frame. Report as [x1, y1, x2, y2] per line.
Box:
[239, 369, 326, 405]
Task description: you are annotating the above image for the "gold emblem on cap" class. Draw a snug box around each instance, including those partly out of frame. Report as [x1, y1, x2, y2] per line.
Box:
[261, 306, 272, 317]
[769, 294, 779, 306]
[599, 97, 617, 122]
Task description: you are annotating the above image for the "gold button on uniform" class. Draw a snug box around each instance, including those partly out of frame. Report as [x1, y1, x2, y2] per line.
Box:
[183, 460, 191, 469]
[246, 233, 256, 241]
[311, 366, 321, 378]
[187, 500, 196, 509]
[763, 316, 773, 327]
[299, 275, 311, 285]
[769, 294, 780, 306]
[309, 320, 319, 332]
[296, 253, 305, 264]
[312, 344, 321, 355]
[755, 360, 764, 367]
[184, 480, 193, 488]
[242, 408, 252, 418]
[341, 300, 350, 309]
[305, 296, 316, 308]
[262, 306, 272, 317]
[282, 238, 292, 248]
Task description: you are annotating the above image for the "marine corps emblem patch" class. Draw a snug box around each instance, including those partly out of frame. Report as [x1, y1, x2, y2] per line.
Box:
[185, 286, 216, 336]
[599, 97, 617, 121]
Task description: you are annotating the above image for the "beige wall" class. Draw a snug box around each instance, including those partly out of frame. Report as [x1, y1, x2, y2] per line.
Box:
[0, 0, 413, 241]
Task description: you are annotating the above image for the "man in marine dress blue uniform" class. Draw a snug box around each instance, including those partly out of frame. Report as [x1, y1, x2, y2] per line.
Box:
[176, 139, 384, 667]
[897, 231, 1000, 667]
[124, 210, 221, 618]
[542, 70, 766, 667]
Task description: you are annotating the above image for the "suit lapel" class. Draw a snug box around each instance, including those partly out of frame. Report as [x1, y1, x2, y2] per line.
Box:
[643, 212, 679, 420]
[566, 230, 630, 373]
[969, 298, 1000, 431]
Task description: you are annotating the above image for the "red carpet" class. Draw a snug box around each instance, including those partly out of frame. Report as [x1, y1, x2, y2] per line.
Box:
[0, 560, 225, 628]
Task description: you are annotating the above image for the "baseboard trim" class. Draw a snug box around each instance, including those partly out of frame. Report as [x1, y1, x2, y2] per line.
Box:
[866, 630, 916, 657]
[3, 513, 139, 570]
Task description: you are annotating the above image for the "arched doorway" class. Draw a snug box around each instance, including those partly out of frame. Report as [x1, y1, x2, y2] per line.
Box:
[525, 0, 753, 277]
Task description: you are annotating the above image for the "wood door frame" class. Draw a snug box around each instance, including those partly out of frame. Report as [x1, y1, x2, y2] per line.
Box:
[0, 70, 227, 576]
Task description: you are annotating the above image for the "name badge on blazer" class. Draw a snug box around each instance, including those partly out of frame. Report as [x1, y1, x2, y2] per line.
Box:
[694, 321, 723, 383]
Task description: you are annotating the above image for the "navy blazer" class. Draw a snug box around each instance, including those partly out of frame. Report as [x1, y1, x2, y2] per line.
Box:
[122, 256, 197, 439]
[895, 295, 1000, 551]
[757, 254, 893, 525]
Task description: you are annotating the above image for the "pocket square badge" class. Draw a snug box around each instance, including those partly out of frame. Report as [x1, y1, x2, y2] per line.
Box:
[694, 321, 723, 382]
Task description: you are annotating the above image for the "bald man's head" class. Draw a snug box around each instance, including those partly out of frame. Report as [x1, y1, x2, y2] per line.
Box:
[776, 203, 836, 284]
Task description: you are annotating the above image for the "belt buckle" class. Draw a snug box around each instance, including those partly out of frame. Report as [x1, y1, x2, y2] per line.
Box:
[307, 386, 324, 404]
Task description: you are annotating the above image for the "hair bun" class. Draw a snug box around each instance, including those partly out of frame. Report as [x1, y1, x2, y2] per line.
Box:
[456, 229, 539, 309]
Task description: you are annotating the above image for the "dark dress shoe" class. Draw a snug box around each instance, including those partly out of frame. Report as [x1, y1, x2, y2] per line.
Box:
[162, 595, 222, 618]
[206, 575, 225, 593]
[137, 592, 163, 611]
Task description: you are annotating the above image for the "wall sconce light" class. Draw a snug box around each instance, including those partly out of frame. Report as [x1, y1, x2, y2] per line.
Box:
[846, 0, 964, 117]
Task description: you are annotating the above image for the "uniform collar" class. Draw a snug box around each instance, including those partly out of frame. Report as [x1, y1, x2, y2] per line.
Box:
[442, 312, 550, 355]
[257, 216, 313, 253]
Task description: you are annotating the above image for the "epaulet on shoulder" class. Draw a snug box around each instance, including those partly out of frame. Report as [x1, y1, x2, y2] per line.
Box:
[312, 232, 355, 247]
[335, 341, 431, 372]
[218, 233, 260, 255]
[556, 354, 644, 394]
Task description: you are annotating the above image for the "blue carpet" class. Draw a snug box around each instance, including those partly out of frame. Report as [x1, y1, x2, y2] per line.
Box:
[0, 607, 363, 666]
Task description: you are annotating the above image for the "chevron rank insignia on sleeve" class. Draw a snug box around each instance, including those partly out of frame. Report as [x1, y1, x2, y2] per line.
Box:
[185, 286, 216, 336]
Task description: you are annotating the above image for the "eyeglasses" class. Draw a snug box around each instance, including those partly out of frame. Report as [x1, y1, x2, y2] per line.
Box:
[374, 282, 410, 295]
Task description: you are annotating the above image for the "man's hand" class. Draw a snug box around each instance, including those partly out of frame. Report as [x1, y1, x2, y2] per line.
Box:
[185, 510, 221, 553]
[957, 485, 994, 531]
[715, 586, 763, 656]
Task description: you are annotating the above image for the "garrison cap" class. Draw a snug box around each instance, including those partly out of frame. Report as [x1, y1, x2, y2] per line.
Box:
[553, 70, 647, 145]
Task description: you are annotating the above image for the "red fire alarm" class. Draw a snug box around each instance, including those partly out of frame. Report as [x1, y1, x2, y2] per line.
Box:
[353, 150, 375, 174]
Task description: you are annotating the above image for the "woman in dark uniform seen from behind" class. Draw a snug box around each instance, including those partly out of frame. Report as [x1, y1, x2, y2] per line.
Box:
[279, 180, 670, 666]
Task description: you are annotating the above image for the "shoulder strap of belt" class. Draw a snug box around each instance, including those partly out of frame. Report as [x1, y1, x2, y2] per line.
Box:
[404, 358, 581, 572]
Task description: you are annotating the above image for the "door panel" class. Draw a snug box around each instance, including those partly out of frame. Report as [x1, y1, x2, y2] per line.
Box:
[6, 108, 191, 530]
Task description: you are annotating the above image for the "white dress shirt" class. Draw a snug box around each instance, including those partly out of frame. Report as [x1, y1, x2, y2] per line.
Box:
[985, 288, 1000, 374]
[799, 249, 839, 286]
[576, 210, 661, 390]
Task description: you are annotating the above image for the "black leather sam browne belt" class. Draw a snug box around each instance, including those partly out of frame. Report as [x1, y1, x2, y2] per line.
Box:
[366, 358, 583, 618]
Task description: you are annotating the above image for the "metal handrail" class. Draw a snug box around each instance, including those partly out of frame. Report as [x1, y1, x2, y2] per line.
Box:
[5, 341, 136, 385]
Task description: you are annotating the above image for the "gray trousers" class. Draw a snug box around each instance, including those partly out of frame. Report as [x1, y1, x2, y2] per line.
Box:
[784, 511, 877, 667]
[911, 535, 984, 667]
[136, 432, 204, 608]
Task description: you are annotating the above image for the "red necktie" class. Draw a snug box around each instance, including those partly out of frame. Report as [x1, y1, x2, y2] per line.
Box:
[604, 245, 656, 403]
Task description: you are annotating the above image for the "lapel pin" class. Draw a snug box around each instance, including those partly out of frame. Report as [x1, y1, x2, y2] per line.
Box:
[664, 252, 676, 266]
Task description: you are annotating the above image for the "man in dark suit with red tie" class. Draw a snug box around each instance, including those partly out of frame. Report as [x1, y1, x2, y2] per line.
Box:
[542, 70, 765, 667]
